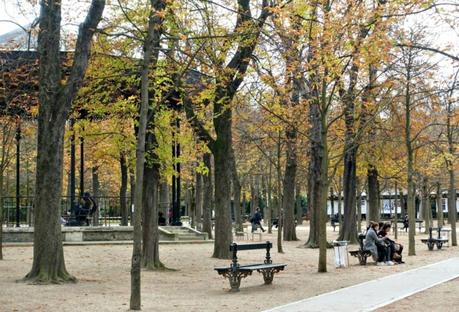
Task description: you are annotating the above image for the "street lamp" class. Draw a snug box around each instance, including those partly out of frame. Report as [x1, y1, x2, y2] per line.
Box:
[15, 119, 21, 227]
[171, 116, 181, 225]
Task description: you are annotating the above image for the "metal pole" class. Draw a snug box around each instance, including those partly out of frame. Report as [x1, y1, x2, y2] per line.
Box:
[330, 187, 334, 227]
[176, 117, 181, 222]
[15, 122, 21, 227]
[80, 136, 84, 196]
[172, 134, 176, 224]
[70, 119, 76, 216]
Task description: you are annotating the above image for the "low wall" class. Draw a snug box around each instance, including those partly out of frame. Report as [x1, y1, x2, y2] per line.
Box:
[2, 226, 181, 243]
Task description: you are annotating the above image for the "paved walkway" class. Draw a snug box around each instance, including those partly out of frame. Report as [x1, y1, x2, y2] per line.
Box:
[264, 257, 459, 312]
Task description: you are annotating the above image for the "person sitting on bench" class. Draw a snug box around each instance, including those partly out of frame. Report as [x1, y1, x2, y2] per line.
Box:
[378, 223, 404, 264]
[74, 192, 97, 226]
[158, 211, 166, 226]
[364, 221, 394, 266]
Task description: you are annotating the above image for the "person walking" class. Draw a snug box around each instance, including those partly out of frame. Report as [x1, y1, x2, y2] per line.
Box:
[251, 208, 265, 233]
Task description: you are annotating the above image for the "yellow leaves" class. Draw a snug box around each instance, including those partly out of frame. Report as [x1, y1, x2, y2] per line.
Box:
[155, 9, 167, 19]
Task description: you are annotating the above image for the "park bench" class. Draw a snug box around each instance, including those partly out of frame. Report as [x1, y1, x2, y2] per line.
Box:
[234, 230, 249, 240]
[394, 219, 423, 233]
[214, 241, 286, 292]
[331, 221, 339, 232]
[421, 227, 448, 251]
[349, 234, 372, 265]
[432, 227, 451, 247]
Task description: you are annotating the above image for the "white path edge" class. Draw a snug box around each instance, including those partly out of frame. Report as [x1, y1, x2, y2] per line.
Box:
[264, 257, 459, 312]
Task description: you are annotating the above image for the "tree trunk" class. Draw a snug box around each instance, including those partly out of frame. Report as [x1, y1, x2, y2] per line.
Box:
[189, 184, 195, 227]
[339, 100, 358, 242]
[282, 127, 298, 241]
[400, 191, 406, 219]
[25, 0, 105, 284]
[422, 177, 432, 233]
[446, 96, 457, 246]
[129, 165, 135, 224]
[356, 179, 362, 234]
[305, 100, 325, 251]
[211, 140, 233, 259]
[405, 64, 416, 256]
[230, 153, 242, 232]
[130, 0, 165, 308]
[367, 164, 380, 223]
[142, 134, 162, 270]
[159, 182, 169, 225]
[447, 168, 457, 246]
[202, 154, 213, 239]
[120, 153, 129, 226]
[91, 166, 100, 226]
[337, 177, 343, 235]
[436, 182, 444, 227]
[295, 183, 303, 225]
[195, 171, 203, 230]
[302, 16, 329, 268]
[338, 144, 358, 243]
[267, 160, 273, 233]
[26, 117, 74, 283]
[250, 177, 258, 217]
[394, 182, 398, 240]
[276, 133, 283, 253]
[242, 192, 248, 218]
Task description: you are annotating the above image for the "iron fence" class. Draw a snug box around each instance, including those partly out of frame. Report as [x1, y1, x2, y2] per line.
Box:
[1, 196, 132, 227]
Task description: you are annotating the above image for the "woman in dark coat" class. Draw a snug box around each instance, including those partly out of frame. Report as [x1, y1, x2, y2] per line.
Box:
[378, 223, 404, 264]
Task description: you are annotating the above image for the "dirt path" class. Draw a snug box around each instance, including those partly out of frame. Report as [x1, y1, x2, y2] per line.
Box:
[0, 224, 457, 311]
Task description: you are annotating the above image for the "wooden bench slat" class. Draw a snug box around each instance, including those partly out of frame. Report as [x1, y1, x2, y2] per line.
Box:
[243, 264, 286, 270]
[230, 242, 272, 251]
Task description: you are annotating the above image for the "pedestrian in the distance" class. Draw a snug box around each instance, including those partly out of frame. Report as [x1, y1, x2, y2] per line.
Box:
[251, 208, 265, 233]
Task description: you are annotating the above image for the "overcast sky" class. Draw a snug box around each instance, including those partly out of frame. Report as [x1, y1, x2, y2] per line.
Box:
[0, 0, 457, 72]
[0, 0, 38, 35]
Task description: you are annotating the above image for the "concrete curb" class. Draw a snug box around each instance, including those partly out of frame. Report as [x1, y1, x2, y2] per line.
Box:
[3, 240, 215, 247]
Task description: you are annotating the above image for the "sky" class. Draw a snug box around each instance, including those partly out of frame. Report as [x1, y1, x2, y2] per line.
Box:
[0, 0, 457, 71]
[0, 0, 38, 35]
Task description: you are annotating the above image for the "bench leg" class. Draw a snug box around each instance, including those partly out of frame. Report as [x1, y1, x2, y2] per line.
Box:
[358, 254, 368, 265]
[261, 270, 274, 284]
[222, 271, 252, 292]
[436, 242, 443, 250]
[257, 267, 284, 285]
[427, 242, 434, 251]
[229, 274, 242, 292]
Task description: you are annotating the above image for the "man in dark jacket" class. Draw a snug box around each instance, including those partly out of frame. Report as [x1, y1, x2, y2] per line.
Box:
[251, 208, 265, 233]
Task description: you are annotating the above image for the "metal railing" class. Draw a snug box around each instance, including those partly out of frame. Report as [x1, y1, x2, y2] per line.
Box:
[1, 196, 132, 227]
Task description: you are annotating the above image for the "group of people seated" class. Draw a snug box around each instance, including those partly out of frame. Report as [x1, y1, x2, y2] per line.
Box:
[64, 192, 98, 226]
[364, 221, 404, 266]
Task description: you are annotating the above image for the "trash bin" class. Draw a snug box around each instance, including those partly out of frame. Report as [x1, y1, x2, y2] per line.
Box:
[333, 240, 349, 268]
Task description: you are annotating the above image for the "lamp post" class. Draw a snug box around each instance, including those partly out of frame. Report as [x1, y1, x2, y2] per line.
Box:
[15, 121, 21, 227]
[80, 135, 84, 196]
[171, 116, 181, 225]
[70, 119, 76, 216]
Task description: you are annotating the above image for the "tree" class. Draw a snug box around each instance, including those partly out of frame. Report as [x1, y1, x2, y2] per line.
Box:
[444, 82, 458, 246]
[395, 27, 439, 256]
[130, 0, 166, 309]
[183, 0, 273, 259]
[24, 0, 105, 284]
